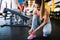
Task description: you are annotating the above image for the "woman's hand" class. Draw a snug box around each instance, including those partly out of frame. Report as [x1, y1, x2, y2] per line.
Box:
[28, 29, 33, 35]
[31, 30, 36, 35]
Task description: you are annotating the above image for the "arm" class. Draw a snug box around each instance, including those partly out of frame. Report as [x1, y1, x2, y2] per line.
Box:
[15, 0, 19, 6]
[33, 9, 37, 15]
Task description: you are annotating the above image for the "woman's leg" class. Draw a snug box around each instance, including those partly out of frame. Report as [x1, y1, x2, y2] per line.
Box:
[31, 14, 38, 30]
[29, 14, 38, 34]
[43, 19, 52, 37]
[27, 14, 38, 39]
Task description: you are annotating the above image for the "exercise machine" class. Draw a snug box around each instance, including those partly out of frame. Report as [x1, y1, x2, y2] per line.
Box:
[1, 8, 31, 27]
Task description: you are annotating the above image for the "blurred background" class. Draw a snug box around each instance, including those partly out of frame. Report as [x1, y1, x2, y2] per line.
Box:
[0, 0, 60, 40]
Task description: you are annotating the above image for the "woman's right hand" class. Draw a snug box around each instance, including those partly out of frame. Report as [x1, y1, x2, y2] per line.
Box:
[28, 29, 33, 35]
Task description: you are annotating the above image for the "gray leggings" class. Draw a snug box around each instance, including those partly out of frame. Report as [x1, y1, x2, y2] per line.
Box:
[31, 14, 52, 36]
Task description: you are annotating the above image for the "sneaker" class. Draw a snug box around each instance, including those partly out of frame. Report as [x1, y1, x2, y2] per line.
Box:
[27, 34, 36, 40]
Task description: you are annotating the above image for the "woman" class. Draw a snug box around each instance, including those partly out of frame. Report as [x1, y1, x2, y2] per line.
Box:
[27, 0, 52, 40]
[16, 0, 24, 12]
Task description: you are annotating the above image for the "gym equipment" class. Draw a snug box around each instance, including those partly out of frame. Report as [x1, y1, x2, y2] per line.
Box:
[3, 8, 30, 20]
[50, 11, 60, 19]
[1, 8, 31, 27]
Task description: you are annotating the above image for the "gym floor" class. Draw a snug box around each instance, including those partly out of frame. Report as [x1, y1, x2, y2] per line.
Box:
[0, 15, 60, 40]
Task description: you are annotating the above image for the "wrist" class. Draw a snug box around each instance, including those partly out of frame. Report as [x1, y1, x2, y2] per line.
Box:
[32, 31, 35, 34]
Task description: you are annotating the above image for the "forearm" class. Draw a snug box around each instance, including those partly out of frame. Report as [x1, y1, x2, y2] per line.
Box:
[15, 0, 19, 6]
[34, 21, 46, 32]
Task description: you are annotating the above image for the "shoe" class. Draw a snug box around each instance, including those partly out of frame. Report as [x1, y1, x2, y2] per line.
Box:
[27, 34, 36, 40]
